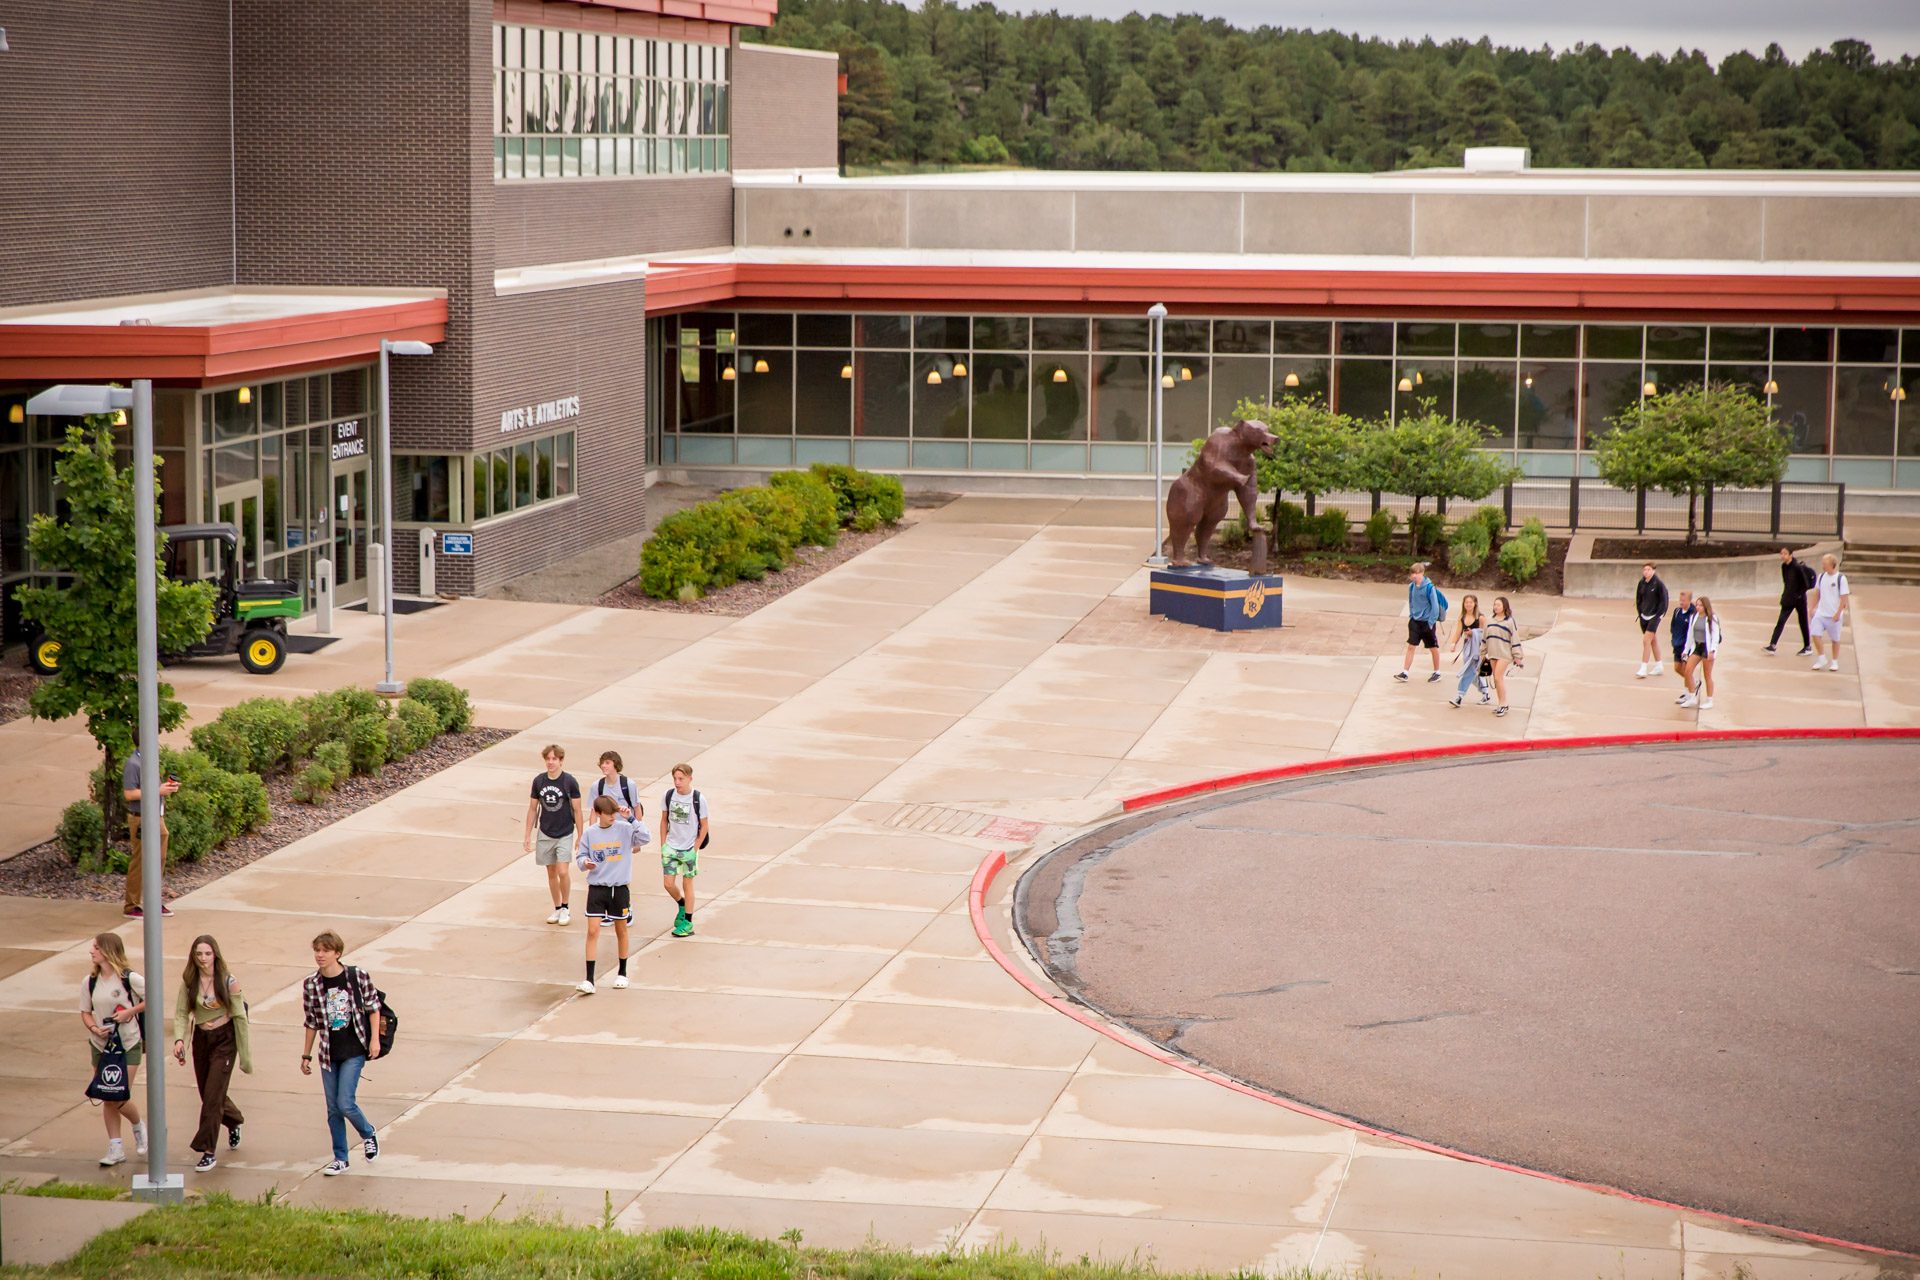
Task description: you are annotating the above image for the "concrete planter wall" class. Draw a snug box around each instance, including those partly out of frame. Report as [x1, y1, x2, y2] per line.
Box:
[1562, 535, 1840, 599]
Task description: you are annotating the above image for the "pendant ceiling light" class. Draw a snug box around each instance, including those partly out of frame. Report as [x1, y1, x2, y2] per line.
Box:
[1283, 372, 1299, 388]
[840, 364, 853, 379]
[952, 361, 967, 377]
[927, 370, 942, 385]
[1397, 377, 1413, 392]
[721, 366, 735, 381]
[1052, 368, 1068, 383]
[237, 386, 252, 405]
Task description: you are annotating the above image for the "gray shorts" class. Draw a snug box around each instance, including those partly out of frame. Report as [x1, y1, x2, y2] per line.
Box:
[533, 833, 573, 866]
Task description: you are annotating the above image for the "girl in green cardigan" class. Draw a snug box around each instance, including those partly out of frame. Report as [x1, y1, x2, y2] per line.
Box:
[171, 934, 250, 1172]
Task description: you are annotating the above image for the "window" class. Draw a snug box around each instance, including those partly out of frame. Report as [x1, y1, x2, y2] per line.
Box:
[469, 431, 573, 521]
[494, 25, 729, 179]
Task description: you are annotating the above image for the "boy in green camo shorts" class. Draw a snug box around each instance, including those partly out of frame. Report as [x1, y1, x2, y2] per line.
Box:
[658, 763, 709, 938]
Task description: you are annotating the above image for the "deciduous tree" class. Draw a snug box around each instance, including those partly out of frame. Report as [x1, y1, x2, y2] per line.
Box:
[1593, 382, 1788, 543]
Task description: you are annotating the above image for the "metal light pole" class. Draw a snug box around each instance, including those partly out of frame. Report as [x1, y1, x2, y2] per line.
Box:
[375, 339, 434, 696]
[1146, 303, 1169, 567]
[25, 381, 181, 1204]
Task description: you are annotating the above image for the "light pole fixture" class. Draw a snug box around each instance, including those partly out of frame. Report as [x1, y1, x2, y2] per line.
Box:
[1147, 303, 1169, 568]
[25, 380, 181, 1205]
[376, 338, 434, 696]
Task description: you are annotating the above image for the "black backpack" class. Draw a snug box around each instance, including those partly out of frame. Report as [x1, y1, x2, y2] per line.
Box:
[348, 966, 398, 1057]
[663, 788, 711, 850]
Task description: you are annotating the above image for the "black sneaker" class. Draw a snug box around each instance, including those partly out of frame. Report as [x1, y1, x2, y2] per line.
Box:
[195, 1152, 217, 1172]
[1392, 671, 1409, 683]
[364, 1133, 379, 1162]
[227, 1124, 241, 1150]
[1795, 646, 1813, 656]
[1763, 645, 1776, 654]
[1426, 672, 1442, 683]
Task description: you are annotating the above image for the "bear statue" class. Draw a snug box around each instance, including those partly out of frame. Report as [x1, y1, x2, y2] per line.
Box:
[1165, 417, 1277, 568]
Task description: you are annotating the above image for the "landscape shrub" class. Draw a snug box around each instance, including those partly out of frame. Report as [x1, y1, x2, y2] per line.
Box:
[1447, 520, 1491, 575]
[1498, 532, 1546, 583]
[291, 763, 335, 805]
[639, 499, 755, 599]
[312, 740, 349, 777]
[809, 463, 905, 528]
[726, 485, 806, 568]
[346, 714, 389, 776]
[404, 678, 472, 734]
[58, 800, 105, 869]
[157, 747, 268, 863]
[1270, 500, 1306, 550]
[189, 696, 306, 776]
[1521, 515, 1548, 543]
[1474, 504, 1507, 540]
[768, 470, 839, 547]
[1364, 509, 1399, 553]
[1411, 511, 1447, 557]
[1311, 508, 1350, 550]
[387, 697, 439, 758]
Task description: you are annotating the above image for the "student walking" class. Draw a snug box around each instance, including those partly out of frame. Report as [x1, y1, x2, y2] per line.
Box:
[659, 764, 710, 938]
[171, 934, 250, 1171]
[1394, 562, 1448, 684]
[300, 930, 384, 1177]
[81, 933, 147, 1167]
[1680, 596, 1722, 710]
[1810, 554, 1850, 673]
[524, 745, 583, 926]
[120, 749, 178, 918]
[1669, 590, 1700, 703]
[590, 751, 641, 822]
[1635, 563, 1669, 677]
[1765, 547, 1817, 656]
[1484, 597, 1518, 718]
[574, 796, 651, 994]
[1446, 594, 1490, 709]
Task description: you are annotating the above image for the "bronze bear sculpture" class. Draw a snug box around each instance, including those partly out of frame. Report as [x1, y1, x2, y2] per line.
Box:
[1165, 418, 1277, 569]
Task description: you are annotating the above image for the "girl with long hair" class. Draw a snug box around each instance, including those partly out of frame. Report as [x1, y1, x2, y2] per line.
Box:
[80, 932, 146, 1166]
[1447, 594, 1490, 709]
[172, 934, 250, 1171]
[1681, 595, 1721, 710]
[1484, 596, 1518, 719]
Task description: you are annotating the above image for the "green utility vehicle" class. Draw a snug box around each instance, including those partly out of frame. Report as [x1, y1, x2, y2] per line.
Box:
[30, 523, 302, 676]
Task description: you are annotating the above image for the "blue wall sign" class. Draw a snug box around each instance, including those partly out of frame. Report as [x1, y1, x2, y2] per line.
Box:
[441, 533, 473, 556]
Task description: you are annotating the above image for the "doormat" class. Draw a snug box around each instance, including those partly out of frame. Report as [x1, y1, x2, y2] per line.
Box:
[283, 635, 340, 654]
[344, 599, 446, 615]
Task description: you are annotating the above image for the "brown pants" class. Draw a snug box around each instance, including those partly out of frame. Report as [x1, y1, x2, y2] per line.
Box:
[190, 1021, 244, 1154]
[125, 816, 167, 912]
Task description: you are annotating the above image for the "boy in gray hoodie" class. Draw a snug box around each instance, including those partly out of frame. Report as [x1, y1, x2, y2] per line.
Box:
[574, 796, 650, 995]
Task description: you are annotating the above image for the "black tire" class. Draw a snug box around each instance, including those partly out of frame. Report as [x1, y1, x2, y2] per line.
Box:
[29, 635, 60, 675]
[238, 628, 287, 675]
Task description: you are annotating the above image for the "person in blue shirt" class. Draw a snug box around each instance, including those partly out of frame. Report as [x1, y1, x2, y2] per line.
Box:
[1668, 590, 1700, 704]
[1394, 561, 1448, 684]
[572, 797, 650, 995]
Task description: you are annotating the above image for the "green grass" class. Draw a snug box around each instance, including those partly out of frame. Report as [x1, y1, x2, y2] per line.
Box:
[0, 1178, 124, 1201]
[0, 1198, 1357, 1280]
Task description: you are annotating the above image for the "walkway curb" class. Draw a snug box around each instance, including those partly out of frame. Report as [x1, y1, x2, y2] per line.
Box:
[969, 728, 1920, 1263]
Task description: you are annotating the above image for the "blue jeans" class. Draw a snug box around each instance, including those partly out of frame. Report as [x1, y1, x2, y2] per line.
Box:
[320, 1055, 374, 1163]
[1456, 632, 1485, 699]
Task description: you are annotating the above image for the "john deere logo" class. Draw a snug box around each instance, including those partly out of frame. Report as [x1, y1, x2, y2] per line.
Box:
[1243, 581, 1267, 617]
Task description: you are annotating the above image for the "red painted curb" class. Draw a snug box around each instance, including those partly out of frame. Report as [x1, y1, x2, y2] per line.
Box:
[1120, 727, 1920, 811]
[974, 729, 1920, 1263]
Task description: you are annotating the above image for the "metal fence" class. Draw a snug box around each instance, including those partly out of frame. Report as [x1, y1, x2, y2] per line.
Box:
[1297, 480, 1844, 540]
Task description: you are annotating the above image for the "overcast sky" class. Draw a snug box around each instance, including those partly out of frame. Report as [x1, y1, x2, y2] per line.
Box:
[1034, 0, 1918, 63]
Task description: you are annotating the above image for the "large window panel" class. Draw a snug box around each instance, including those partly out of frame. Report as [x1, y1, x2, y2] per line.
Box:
[1457, 361, 1517, 445]
[1213, 320, 1270, 355]
[1273, 321, 1333, 356]
[1773, 326, 1832, 364]
[1397, 322, 1455, 357]
[1333, 357, 1391, 420]
[1394, 361, 1454, 420]
[973, 316, 1029, 351]
[796, 351, 853, 436]
[1459, 323, 1517, 359]
[1033, 317, 1089, 351]
[856, 314, 911, 348]
[1709, 327, 1769, 362]
[1093, 354, 1150, 441]
[854, 351, 911, 437]
[1274, 358, 1331, 406]
[1833, 366, 1896, 455]
[1771, 365, 1831, 454]
[1644, 363, 1705, 397]
[1582, 362, 1644, 447]
[797, 314, 852, 347]
[1096, 318, 1151, 352]
[1032, 356, 1089, 441]
[1645, 325, 1706, 361]
[1585, 325, 1643, 361]
[1521, 323, 1579, 359]
[1211, 356, 1270, 425]
[1517, 362, 1578, 450]
[676, 346, 734, 434]
[915, 316, 971, 350]
[1164, 319, 1210, 353]
[971, 354, 1029, 439]
[1899, 370, 1920, 457]
[736, 350, 793, 435]
[1161, 357, 1212, 441]
[914, 354, 969, 438]
[1837, 329, 1898, 364]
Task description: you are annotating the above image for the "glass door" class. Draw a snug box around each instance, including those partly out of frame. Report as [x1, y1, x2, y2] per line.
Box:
[214, 480, 264, 581]
[330, 459, 370, 604]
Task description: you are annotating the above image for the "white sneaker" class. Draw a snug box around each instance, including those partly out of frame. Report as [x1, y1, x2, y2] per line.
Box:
[133, 1122, 148, 1156]
[556, 906, 570, 926]
[611, 973, 629, 988]
[1700, 697, 1713, 709]
[1828, 661, 1841, 673]
[1813, 655, 1828, 670]
[321, 1159, 350, 1176]
[100, 1140, 125, 1168]
[576, 979, 595, 995]
[1636, 662, 1648, 678]
[546, 907, 561, 924]
[1679, 693, 1697, 708]
[1649, 662, 1663, 676]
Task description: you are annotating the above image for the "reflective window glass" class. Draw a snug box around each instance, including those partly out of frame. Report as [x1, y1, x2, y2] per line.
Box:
[1093, 354, 1149, 441]
[1517, 363, 1579, 450]
[1708, 327, 1769, 362]
[1213, 320, 1270, 355]
[1272, 321, 1333, 356]
[1645, 325, 1706, 361]
[1771, 366, 1830, 454]
[1456, 361, 1517, 445]
[1336, 322, 1393, 357]
[1584, 326, 1643, 361]
[1396, 322, 1455, 357]
[737, 351, 793, 434]
[1837, 328, 1899, 363]
[796, 351, 852, 436]
[1032, 356, 1090, 441]
[1096, 318, 1151, 352]
[853, 351, 910, 437]
[1520, 324, 1579, 359]
[856, 314, 912, 348]
[1032, 317, 1089, 351]
[796, 314, 852, 347]
[1773, 327, 1832, 363]
[914, 316, 971, 350]
[1833, 366, 1897, 454]
[1458, 323, 1517, 359]
[1582, 362, 1644, 447]
[972, 317, 1029, 351]
[1333, 358, 1391, 419]
[971, 354, 1029, 439]
[737, 313, 792, 346]
[913, 354, 968, 437]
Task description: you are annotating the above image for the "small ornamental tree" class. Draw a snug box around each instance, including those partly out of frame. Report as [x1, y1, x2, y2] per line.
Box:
[1593, 382, 1789, 544]
[1356, 402, 1521, 557]
[1232, 398, 1361, 526]
[17, 424, 215, 856]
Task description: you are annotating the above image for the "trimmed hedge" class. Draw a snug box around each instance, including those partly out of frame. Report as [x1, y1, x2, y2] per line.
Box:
[1447, 519, 1491, 575]
[640, 464, 904, 600]
[1311, 507, 1349, 550]
[1363, 509, 1398, 553]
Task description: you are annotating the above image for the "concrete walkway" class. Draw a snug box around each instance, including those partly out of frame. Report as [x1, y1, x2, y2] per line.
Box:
[0, 496, 1909, 1279]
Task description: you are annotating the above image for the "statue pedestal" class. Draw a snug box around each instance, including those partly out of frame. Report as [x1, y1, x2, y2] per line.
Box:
[1149, 566, 1284, 631]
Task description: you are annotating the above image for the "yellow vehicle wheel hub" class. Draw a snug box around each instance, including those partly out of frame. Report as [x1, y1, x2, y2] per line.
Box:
[248, 637, 278, 665]
[35, 639, 60, 670]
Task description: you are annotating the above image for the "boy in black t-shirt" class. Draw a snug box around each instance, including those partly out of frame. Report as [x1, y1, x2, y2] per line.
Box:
[522, 744, 583, 926]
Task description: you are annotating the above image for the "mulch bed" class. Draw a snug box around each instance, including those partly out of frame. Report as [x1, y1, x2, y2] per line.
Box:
[1591, 538, 1801, 561]
[1198, 535, 1572, 597]
[0, 664, 47, 728]
[0, 726, 514, 903]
